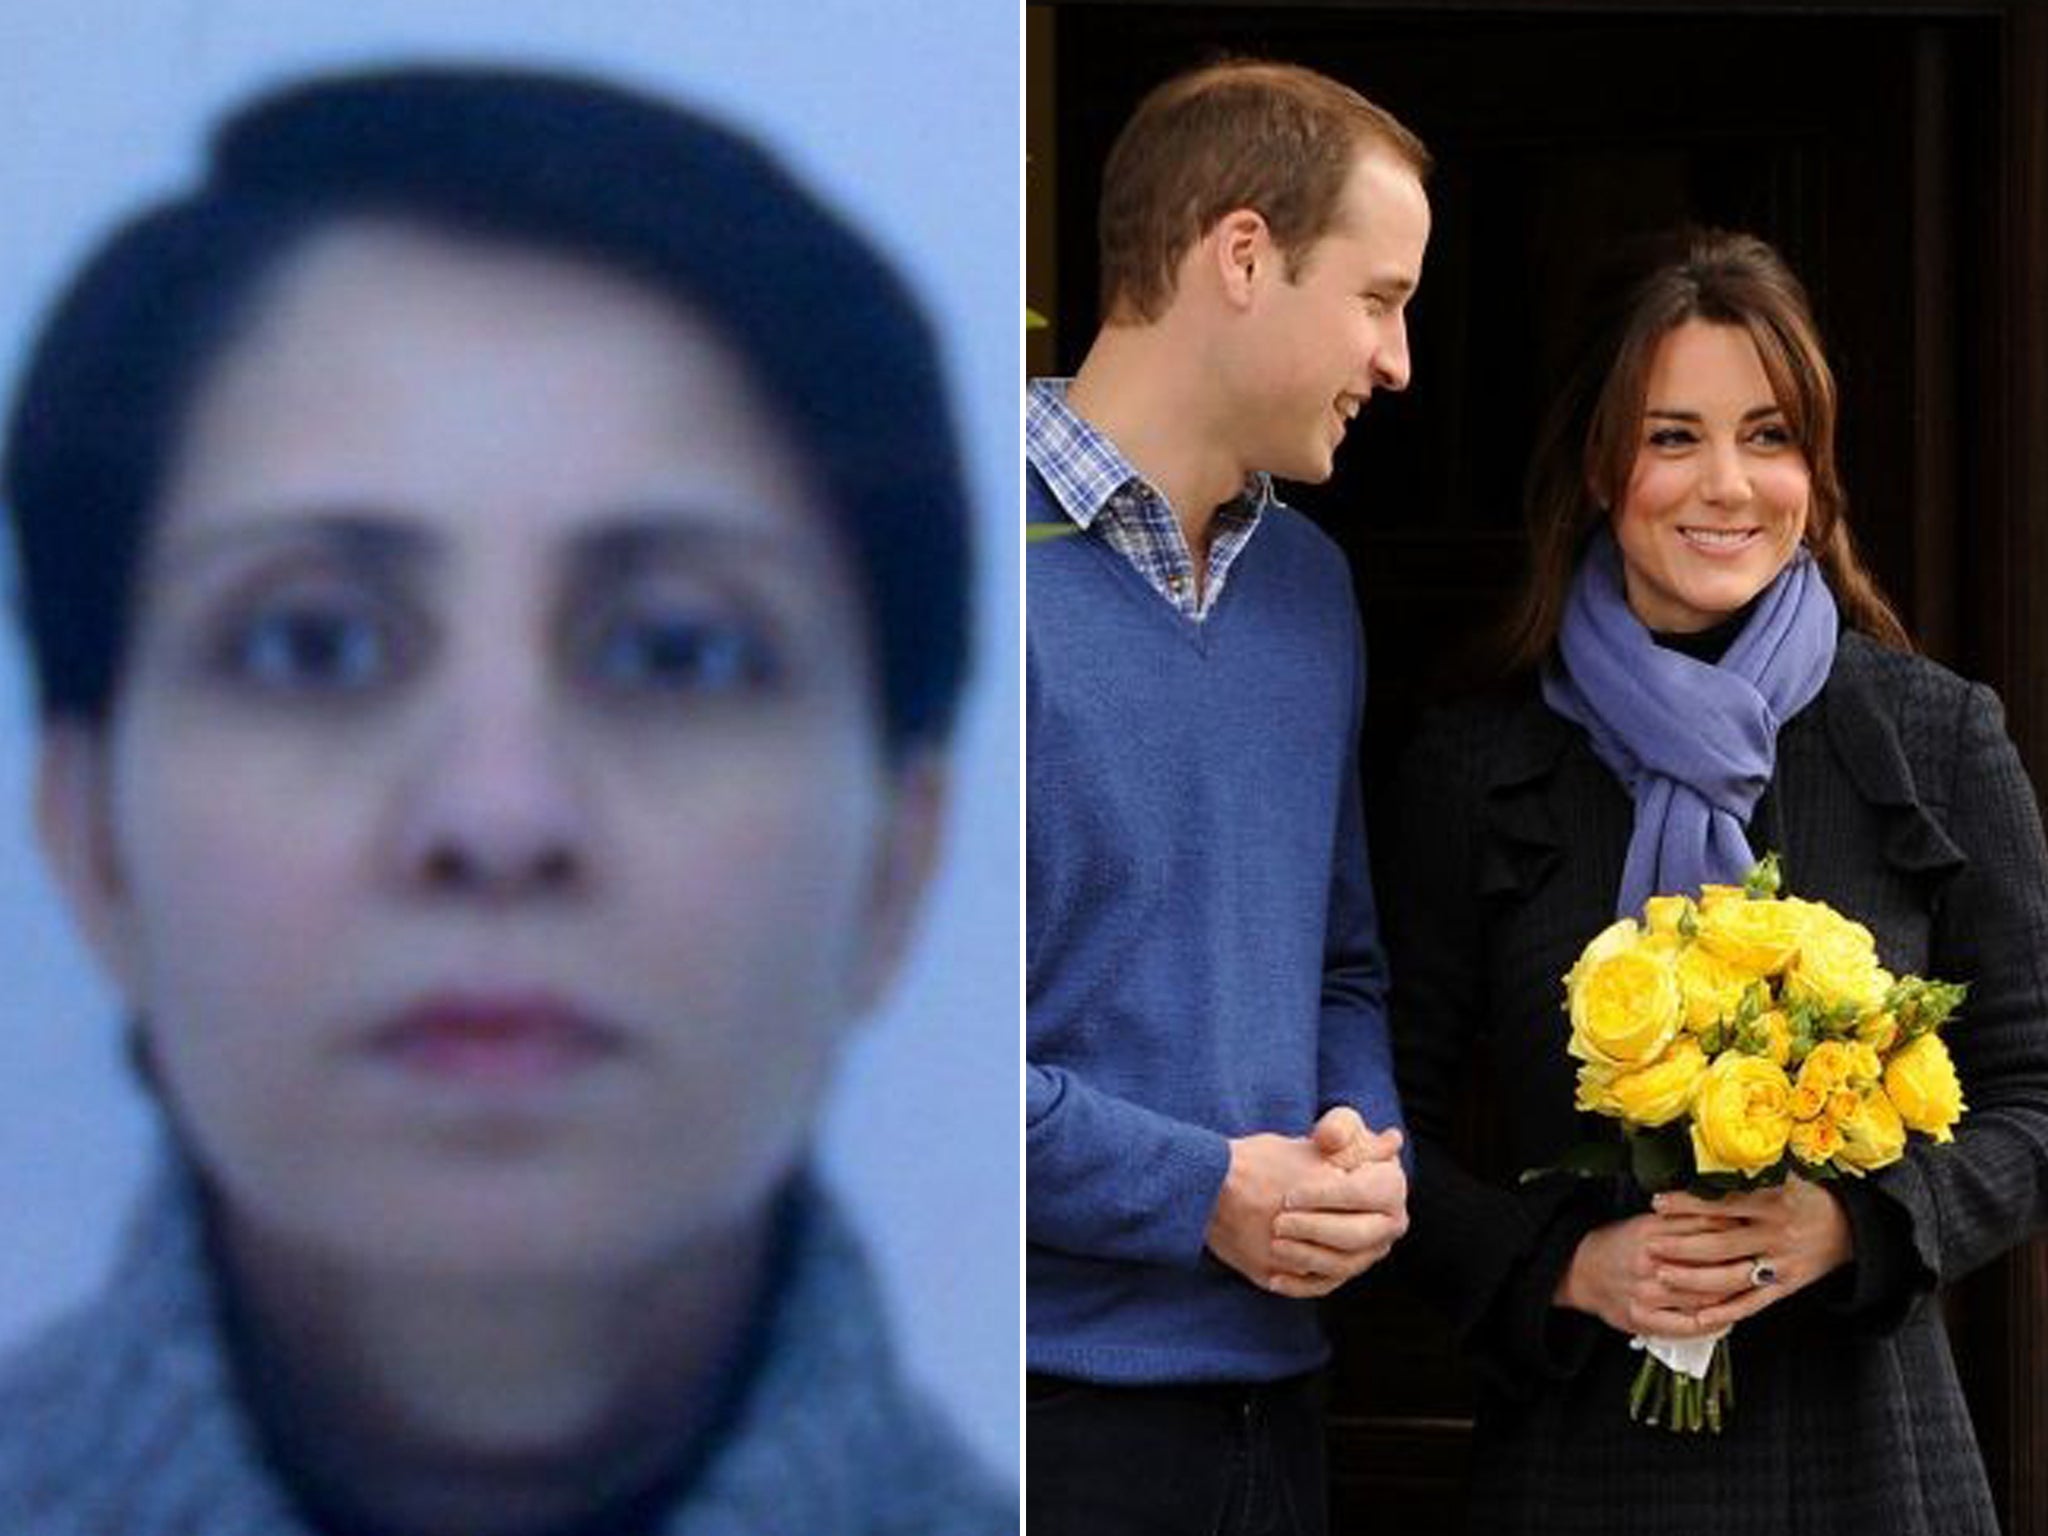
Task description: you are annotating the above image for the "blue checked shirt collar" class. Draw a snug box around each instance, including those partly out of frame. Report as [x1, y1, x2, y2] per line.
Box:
[1027, 378, 1270, 619]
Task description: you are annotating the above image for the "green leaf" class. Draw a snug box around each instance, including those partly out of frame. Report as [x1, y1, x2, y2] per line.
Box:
[1912, 980, 1968, 1033]
[1790, 1014, 1818, 1060]
[1628, 1127, 1691, 1192]
[1743, 852, 1784, 900]
[1736, 981, 1770, 1027]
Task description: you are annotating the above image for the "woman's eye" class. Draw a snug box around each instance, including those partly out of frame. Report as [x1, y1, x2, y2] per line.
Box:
[220, 601, 398, 694]
[1646, 427, 1697, 449]
[1749, 422, 1795, 447]
[584, 611, 778, 697]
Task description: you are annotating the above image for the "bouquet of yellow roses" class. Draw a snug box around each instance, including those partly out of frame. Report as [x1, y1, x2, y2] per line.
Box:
[1554, 855, 1966, 1432]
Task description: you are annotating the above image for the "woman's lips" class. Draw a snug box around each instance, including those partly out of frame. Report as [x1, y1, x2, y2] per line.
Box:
[1678, 525, 1763, 555]
[368, 992, 625, 1086]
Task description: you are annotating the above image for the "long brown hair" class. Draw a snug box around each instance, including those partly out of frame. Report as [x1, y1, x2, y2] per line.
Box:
[1494, 229, 1910, 675]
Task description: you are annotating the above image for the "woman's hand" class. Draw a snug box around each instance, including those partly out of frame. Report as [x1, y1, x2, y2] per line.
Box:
[1553, 1211, 1749, 1337]
[1646, 1183, 1854, 1331]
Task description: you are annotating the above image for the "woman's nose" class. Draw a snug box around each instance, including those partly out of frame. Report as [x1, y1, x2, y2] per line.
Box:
[388, 681, 591, 900]
[1700, 441, 1754, 506]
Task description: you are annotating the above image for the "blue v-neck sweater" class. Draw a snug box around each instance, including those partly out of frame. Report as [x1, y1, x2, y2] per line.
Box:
[1026, 469, 1400, 1383]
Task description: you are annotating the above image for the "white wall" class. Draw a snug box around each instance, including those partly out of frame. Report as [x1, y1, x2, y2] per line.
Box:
[0, 0, 1018, 1477]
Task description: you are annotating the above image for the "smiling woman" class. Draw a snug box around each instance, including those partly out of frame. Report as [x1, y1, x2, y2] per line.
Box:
[0, 66, 1006, 1536]
[1381, 229, 2048, 1536]
[1609, 321, 1813, 634]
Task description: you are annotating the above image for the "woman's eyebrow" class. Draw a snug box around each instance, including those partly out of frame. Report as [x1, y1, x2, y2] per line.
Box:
[1644, 405, 1787, 423]
[152, 511, 442, 578]
[563, 514, 843, 582]
[149, 508, 842, 584]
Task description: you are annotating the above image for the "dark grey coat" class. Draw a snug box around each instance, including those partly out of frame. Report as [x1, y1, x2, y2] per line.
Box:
[1384, 632, 2048, 1536]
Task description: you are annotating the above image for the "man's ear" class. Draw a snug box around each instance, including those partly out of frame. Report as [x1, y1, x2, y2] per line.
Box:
[849, 751, 949, 1016]
[35, 724, 138, 1000]
[1209, 209, 1271, 310]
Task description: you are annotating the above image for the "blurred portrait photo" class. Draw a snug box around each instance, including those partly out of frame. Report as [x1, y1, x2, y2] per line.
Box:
[0, 6, 1017, 1534]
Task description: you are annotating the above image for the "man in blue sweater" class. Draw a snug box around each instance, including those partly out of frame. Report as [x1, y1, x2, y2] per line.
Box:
[1027, 59, 1431, 1535]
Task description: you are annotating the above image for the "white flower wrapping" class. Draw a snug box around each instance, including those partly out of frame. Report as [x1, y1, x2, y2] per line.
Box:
[1632, 1329, 1728, 1382]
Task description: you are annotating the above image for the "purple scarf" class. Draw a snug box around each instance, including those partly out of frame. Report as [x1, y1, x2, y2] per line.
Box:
[1541, 530, 1838, 917]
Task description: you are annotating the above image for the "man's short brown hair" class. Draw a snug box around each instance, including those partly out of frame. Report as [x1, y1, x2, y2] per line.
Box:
[1097, 59, 1430, 324]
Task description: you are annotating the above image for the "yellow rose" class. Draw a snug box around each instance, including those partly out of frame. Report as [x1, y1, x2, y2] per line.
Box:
[1581, 1037, 1709, 1127]
[1789, 1082, 1828, 1121]
[1695, 892, 1805, 976]
[1690, 1052, 1794, 1175]
[1674, 945, 1754, 1034]
[1789, 898, 1869, 951]
[1858, 1012, 1900, 1053]
[1567, 924, 1682, 1070]
[1566, 918, 1639, 992]
[1836, 1088, 1908, 1174]
[1784, 905, 1891, 1016]
[1789, 1116, 1845, 1166]
[1885, 1033, 1966, 1143]
[1643, 895, 1694, 937]
[1795, 1040, 1863, 1098]
[1574, 1062, 1618, 1118]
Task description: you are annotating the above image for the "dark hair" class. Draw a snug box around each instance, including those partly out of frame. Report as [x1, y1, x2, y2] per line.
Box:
[1098, 58, 1431, 324]
[3, 65, 971, 756]
[1497, 228, 1909, 674]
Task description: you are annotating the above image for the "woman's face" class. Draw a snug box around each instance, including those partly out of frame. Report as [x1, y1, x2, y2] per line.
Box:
[1610, 319, 1812, 633]
[39, 222, 937, 1277]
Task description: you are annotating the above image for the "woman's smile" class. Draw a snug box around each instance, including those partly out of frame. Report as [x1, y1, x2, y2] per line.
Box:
[1675, 525, 1764, 554]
